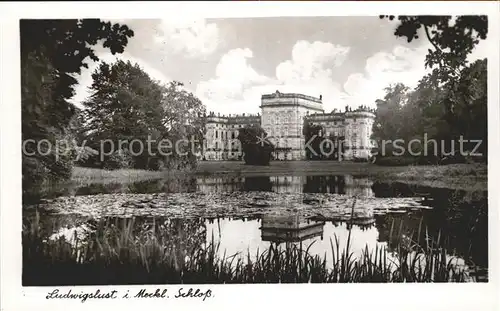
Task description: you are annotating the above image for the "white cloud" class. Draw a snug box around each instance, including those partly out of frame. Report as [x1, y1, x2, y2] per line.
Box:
[154, 19, 220, 58]
[342, 45, 430, 108]
[69, 51, 171, 108]
[341, 38, 491, 110]
[195, 40, 441, 115]
[276, 40, 350, 83]
[196, 48, 271, 109]
[196, 40, 350, 114]
[272, 41, 350, 112]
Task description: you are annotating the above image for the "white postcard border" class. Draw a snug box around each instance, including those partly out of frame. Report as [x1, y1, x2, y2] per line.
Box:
[1, 2, 499, 311]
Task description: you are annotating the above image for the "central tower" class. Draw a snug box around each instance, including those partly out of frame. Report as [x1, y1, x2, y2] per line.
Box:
[260, 91, 324, 160]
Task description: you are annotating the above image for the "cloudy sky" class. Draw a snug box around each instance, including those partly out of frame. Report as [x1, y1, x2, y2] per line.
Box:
[71, 17, 490, 115]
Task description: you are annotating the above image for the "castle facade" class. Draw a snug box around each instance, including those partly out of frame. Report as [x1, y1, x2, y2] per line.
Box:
[203, 91, 375, 161]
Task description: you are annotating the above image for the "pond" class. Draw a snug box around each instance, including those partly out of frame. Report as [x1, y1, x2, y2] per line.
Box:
[22, 174, 488, 284]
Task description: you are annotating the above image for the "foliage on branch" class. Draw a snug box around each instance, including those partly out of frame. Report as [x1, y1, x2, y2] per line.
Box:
[380, 15, 488, 80]
[373, 59, 487, 162]
[82, 60, 206, 170]
[21, 19, 134, 194]
[374, 16, 488, 164]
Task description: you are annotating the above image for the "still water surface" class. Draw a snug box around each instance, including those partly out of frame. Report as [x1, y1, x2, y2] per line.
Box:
[27, 174, 488, 280]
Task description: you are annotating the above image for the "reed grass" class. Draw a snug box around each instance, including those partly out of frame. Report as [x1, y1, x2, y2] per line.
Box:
[22, 210, 469, 285]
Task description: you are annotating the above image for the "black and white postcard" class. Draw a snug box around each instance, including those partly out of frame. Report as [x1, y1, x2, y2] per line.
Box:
[1, 2, 499, 311]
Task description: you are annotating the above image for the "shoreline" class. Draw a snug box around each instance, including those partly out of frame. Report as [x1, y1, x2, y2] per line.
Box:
[195, 161, 487, 192]
[68, 161, 487, 192]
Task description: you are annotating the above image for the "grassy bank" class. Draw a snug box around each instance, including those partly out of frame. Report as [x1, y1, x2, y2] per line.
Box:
[373, 163, 487, 192]
[23, 215, 469, 285]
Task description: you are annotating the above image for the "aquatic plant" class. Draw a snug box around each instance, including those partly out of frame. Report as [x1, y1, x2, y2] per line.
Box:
[22, 211, 469, 285]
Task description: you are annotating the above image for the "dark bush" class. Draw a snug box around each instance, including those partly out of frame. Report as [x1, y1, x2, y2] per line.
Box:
[147, 157, 165, 171]
[238, 125, 275, 166]
[103, 149, 132, 170]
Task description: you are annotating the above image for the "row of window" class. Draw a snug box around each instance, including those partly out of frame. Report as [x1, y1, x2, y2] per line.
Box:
[203, 152, 242, 160]
[310, 120, 344, 126]
[211, 123, 255, 129]
[213, 130, 240, 140]
[209, 141, 242, 150]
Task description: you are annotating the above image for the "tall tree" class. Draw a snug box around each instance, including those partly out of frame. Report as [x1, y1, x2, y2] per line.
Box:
[161, 81, 207, 164]
[450, 58, 487, 155]
[83, 61, 206, 170]
[21, 19, 134, 194]
[82, 60, 165, 169]
[373, 59, 487, 161]
[21, 19, 134, 132]
[372, 83, 410, 141]
[376, 16, 488, 162]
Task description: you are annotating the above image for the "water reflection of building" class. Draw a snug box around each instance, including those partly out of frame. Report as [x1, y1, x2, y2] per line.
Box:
[243, 177, 273, 192]
[344, 175, 374, 198]
[196, 176, 245, 193]
[197, 176, 274, 192]
[197, 176, 305, 193]
[346, 218, 376, 231]
[260, 214, 325, 243]
[303, 175, 346, 194]
[269, 176, 305, 193]
[196, 175, 375, 196]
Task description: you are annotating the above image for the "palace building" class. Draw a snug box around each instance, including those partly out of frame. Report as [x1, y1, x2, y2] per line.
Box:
[203, 90, 376, 161]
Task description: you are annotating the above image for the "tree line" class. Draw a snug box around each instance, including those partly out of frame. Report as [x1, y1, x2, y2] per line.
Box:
[78, 62, 206, 171]
[21, 19, 206, 196]
[373, 15, 488, 165]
